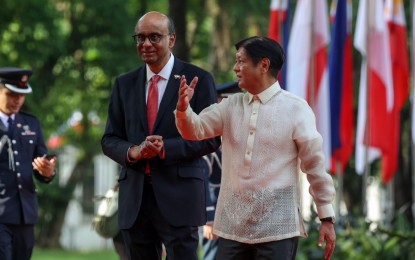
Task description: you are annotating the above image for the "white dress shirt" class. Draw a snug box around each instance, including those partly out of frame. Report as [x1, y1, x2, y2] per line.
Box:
[175, 81, 335, 244]
[145, 54, 175, 107]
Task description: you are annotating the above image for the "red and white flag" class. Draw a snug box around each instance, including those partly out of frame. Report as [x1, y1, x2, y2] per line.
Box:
[286, 0, 331, 167]
[382, 0, 410, 183]
[268, 0, 291, 88]
[268, 0, 289, 42]
[354, 0, 394, 178]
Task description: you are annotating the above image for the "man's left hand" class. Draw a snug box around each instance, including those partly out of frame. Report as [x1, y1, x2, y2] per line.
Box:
[142, 135, 164, 158]
[318, 221, 336, 260]
[203, 223, 218, 240]
[33, 156, 57, 178]
[176, 75, 198, 112]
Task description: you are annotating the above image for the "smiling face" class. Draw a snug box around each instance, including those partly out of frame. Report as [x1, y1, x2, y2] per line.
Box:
[0, 85, 25, 115]
[135, 12, 176, 73]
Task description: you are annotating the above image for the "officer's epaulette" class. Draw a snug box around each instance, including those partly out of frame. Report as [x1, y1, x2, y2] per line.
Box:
[19, 110, 37, 119]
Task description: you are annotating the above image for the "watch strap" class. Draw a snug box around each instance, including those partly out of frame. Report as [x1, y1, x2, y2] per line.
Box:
[320, 217, 335, 223]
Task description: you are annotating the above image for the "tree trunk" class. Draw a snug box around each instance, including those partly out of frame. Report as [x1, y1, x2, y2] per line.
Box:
[169, 0, 189, 61]
[394, 107, 413, 222]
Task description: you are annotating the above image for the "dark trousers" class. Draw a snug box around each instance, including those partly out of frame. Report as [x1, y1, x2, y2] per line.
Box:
[113, 231, 128, 260]
[121, 178, 199, 260]
[202, 236, 219, 260]
[216, 236, 299, 260]
[0, 224, 34, 260]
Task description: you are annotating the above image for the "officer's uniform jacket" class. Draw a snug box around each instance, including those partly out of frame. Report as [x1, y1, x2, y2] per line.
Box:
[0, 111, 53, 225]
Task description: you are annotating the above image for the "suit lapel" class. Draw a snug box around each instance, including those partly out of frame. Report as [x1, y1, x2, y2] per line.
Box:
[134, 69, 150, 135]
[152, 60, 184, 133]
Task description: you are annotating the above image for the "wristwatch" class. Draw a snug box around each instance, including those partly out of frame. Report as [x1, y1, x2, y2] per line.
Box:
[320, 216, 335, 224]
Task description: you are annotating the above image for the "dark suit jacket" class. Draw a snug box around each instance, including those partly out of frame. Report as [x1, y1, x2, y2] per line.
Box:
[0, 111, 53, 225]
[203, 150, 222, 222]
[101, 57, 221, 229]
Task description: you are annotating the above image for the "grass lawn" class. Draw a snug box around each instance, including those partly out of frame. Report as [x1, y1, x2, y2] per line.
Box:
[31, 248, 119, 260]
[32, 246, 204, 259]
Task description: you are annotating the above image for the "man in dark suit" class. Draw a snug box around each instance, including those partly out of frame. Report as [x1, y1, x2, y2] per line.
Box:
[101, 11, 221, 260]
[0, 67, 57, 260]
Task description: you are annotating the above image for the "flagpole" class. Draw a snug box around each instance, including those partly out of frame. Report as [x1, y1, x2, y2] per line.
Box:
[335, 161, 343, 218]
[411, 0, 415, 226]
[362, 0, 371, 218]
[384, 0, 394, 228]
[385, 178, 394, 226]
[278, 0, 283, 44]
[308, 0, 317, 219]
[310, 0, 315, 109]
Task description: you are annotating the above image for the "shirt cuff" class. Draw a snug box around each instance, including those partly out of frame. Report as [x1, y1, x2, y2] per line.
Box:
[159, 146, 166, 159]
[44, 170, 56, 181]
[316, 204, 335, 219]
[174, 106, 190, 119]
[126, 145, 137, 163]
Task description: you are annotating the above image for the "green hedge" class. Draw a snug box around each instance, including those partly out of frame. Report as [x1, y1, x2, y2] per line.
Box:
[297, 215, 415, 260]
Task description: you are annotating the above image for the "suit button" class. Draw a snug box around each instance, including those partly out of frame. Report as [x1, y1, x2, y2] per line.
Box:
[18, 184, 22, 189]
[15, 162, 20, 166]
[12, 140, 16, 144]
[14, 150, 18, 155]
[17, 173, 21, 178]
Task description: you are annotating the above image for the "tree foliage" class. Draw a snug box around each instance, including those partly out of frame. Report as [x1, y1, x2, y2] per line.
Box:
[1, 0, 152, 247]
[0, 0, 413, 248]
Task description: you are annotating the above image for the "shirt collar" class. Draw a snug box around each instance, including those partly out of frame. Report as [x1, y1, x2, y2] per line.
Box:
[248, 81, 282, 104]
[0, 111, 14, 126]
[146, 54, 175, 82]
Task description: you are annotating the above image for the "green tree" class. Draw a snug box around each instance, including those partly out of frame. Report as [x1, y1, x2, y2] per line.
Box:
[0, 0, 146, 247]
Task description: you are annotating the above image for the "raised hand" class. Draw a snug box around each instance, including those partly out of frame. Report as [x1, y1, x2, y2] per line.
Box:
[177, 75, 198, 112]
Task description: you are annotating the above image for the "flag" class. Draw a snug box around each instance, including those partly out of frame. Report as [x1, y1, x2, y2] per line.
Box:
[329, 0, 354, 173]
[268, 0, 291, 89]
[382, 0, 410, 183]
[286, 0, 331, 167]
[354, 0, 394, 179]
[412, 0, 415, 145]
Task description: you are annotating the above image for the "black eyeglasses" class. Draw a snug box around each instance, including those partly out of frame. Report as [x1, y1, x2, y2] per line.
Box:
[132, 33, 169, 44]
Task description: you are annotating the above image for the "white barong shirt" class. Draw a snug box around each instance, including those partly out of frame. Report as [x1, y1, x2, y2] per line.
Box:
[175, 82, 335, 244]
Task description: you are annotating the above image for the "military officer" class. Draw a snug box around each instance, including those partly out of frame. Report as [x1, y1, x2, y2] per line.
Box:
[0, 67, 57, 260]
